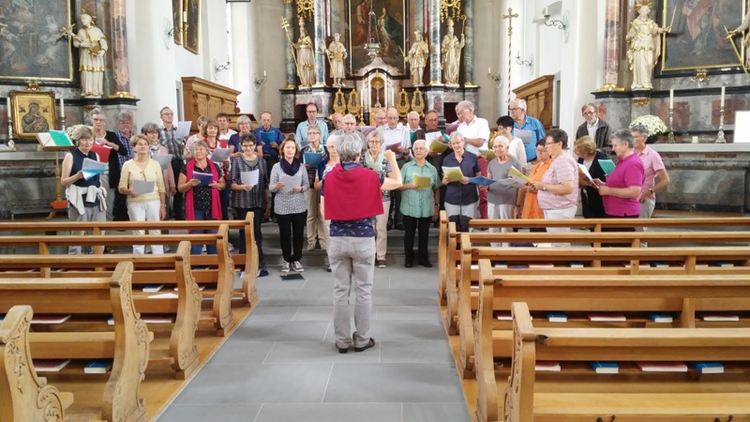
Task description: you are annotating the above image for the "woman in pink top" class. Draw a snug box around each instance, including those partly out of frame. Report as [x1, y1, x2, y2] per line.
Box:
[593, 130, 645, 222]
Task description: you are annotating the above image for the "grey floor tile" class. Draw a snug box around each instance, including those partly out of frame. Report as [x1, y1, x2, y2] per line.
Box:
[324, 320, 447, 343]
[263, 340, 380, 364]
[376, 306, 441, 321]
[255, 276, 306, 290]
[205, 340, 274, 366]
[302, 274, 391, 290]
[402, 403, 471, 422]
[258, 289, 333, 306]
[390, 275, 439, 290]
[255, 403, 403, 422]
[157, 404, 262, 422]
[292, 306, 335, 321]
[380, 339, 453, 364]
[372, 289, 438, 306]
[173, 364, 332, 404]
[235, 320, 330, 341]
[324, 363, 464, 403]
[245, 306, 298, 321]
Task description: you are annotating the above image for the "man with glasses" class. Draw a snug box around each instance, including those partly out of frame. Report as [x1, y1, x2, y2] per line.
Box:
[456, 100, 490, 219]
[295, 102, 329, 149]
[575, 103, 613, 155]
[159, 106, 186, 220]
[377, 107, 410, 229]
[509, 99, 545, 162]
[254, 111, 284, 222]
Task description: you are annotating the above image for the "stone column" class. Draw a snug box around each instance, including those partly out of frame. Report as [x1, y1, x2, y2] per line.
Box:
[598, 0, 624, 91]
[428, 0, 441, 84]
[462, 0, 474, 85]
[108, 0, 134, 98]
[284, 0, 296, 88]
[231, 2, 255, 112]
[313, 0, 327, 86]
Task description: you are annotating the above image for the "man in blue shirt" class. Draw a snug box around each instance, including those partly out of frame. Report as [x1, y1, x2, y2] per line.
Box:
[254, 111, 284, 220]
[510, 99, 545, 162]
[295, 102, 329, 148]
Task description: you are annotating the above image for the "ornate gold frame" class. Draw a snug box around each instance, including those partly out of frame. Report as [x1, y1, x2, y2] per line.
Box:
[10, 88, 58, 140]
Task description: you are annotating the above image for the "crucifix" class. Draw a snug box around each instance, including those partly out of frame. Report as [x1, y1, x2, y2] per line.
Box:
[503, 8, 519, 108]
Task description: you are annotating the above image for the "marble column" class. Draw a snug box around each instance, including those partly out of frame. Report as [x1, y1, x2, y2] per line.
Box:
[599, 0, 624, 91]
[109, 0, 134, 97]
[284, 0, 296, 89]
[462, 0, 474, 85]
[428, 0, 441, 84]
[313, 0, 327, 86]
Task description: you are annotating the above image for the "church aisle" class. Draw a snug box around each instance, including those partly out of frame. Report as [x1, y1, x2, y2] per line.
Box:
[156, 263, 470, 422]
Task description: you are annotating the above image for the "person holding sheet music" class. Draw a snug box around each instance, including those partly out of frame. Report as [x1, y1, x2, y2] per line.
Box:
[574, 136, 608, 219]
[442, 132, 481, 221]
[362, 131, 394, 268]
[142, 123, 176, 198]
[228, 115, 260, 158]
[159, 107, 186, 220]
[90, 108, 127, 226]
[399, 140, 439, 267]
[118, 134, 167, 254]
[230, 133, 270, 276]
[520, 140, 551, 225]
[592, 130, 644, 223]
[531, 129, 579, 246]
[301, 125, 328, 252]
[270, 138, 309, 275]
[61, 125, 107, 254]
[254, 112, 284, 221]
[483, 136, 522, 246]
[201, 118, 231, 221]
[378, 107, 410, 230]
[495, 116, 526, 165]
[178, 141, 226, 255]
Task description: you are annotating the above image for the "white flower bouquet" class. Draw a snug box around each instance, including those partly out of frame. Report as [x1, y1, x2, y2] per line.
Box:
[629, 115, 668, 144]
[65, 124, 92, 141]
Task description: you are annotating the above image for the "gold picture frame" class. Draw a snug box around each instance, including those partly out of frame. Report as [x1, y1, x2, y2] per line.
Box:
[10, 90, 58, 140]
[185, 0, 201, 54]
[173, 0, 184, 45]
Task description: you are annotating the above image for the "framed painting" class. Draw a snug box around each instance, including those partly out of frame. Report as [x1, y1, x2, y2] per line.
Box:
[346, 0, 407, 74]
[185, 0, 201, 54]
[173, 0, 184, 45]
[658, 0, 746, 75]
[0, 1, 74, 83]
[10, 90, 57, 140]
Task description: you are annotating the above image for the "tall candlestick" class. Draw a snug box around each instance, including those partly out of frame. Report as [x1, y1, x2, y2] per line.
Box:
[720, 85, 725, 107]
[5, 97, 9, 118]
[60, 97, 64, 117]
[669, 89, 674, 109]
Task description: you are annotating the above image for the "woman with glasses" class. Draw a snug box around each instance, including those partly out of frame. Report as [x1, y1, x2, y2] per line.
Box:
[228, 115, 260, 158]
[442, 132, 481, 222]
[574, 135, 607, 219]
[520, 140, 552, 228]
[593, 130, 644, 224]
[142, 123, 176, 198]
[361, 131, 393, 268]
[118, 134, 167, 254]
[484, 136, 522, 246]
[531, 129, 579, 245]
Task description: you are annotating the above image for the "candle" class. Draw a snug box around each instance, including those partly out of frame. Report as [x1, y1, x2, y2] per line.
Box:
[488, 67, 491, 75]
[263, 70, 266, 77]
[5, 97, 9, 119]
[720, 86, 725, 107]
[669, 89, 673, 109]
[60, 97, 64, 117]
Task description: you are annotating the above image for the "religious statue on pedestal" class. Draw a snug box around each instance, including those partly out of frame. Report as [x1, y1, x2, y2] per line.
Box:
[626, 2, 671, 91]
[72, 11, 108, 98]
[441, 18, 464, 86]
[293, 22, 315, 87]
[327, 33, 347, 87]
[407, 30, 429, 86]
[728, 9, 750, 68]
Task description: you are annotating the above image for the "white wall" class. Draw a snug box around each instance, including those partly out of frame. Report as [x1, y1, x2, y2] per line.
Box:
[474, 0, 502, 120]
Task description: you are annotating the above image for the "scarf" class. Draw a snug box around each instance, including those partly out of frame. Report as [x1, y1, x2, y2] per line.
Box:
[184, 159, 222, 221]
[280, 157, 301, 176]
[364, 150, 384, 172]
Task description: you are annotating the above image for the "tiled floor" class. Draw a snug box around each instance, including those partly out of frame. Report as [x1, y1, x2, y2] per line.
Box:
[157, 261, 470, 422]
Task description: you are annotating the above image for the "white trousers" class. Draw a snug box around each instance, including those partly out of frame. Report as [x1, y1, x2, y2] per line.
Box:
[543, 206, 577, 248]
[305, 189, 327, 249]
[374, 201, 390, 260]
[127, 199, 164, 255]
[637, 196, 656, 247]
[487, 202, 515, 248]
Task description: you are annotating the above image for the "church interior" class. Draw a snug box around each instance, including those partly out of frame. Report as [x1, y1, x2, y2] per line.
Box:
[2, 0, 750, 421]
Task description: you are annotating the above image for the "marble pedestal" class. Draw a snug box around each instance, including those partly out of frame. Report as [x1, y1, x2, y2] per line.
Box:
[0, 152, 58, 219]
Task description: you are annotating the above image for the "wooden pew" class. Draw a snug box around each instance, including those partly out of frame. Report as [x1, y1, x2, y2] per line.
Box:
[0, 241, 201, 380]
[0, 228, 237, 337]
[1, 305, 74, 422]
[476, 301, 750, 422]
[0, 262, 149, 422]
[0, 215, 260, 308]
[454, 246, 750, 379]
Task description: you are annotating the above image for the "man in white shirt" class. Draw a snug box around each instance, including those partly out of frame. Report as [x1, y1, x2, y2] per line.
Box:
[377, 107, 410, 229]
[373, 109, 387, 128]
[456, 100, 490, 218]
[216, 113, 237, 142]
[496, 115, 526, 165]
[575, 103, 613, 155]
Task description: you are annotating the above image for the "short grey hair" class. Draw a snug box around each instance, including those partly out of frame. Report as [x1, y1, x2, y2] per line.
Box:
[343, 114, 357, 124]
[374, 109, 386, 118]
[141, 122, 160, 134]
[407, 111, 420, 119]
[611, 129, 635, 148]
[307, 124, 321, 134]
[493, 135, 510, 148]
[88, 107, 104, 122]
[629, 122, 650, 137]
[72, 125, 93, 141]
[412, 139, 427, 149]
[236, 115, 252, 127]
[514, 99, 528, 111]
[457, 100, 475, 113]
[337, 132, 364, 162]
[450, 131, 465, 143]
[190, 140, 210, 157]
[117, 110, 133, 122]
[327, 133, 338, 147]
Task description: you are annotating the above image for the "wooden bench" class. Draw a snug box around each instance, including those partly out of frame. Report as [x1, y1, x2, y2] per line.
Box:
[454, 245, 750, 379]
[0, 227, 239, 337]
[0, 216, 260, 308]
[0, 241, 201, 379]
[0, 262, 149, 422]
[1, 305, 74, 421]
[477, 301, 750, 422]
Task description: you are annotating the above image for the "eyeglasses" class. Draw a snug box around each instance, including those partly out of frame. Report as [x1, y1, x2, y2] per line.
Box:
[545, 141, 557, 146]
[509, 108, 521, 111]
[583, 111, 596, 116]
[92, 118, 105, 122]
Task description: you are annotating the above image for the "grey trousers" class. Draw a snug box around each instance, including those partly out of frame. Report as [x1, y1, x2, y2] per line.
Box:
[67, 204, 106, 254]
[329, 235, 376, 349]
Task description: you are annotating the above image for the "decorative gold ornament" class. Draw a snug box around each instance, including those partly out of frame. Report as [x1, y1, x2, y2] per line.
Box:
[347, 90, 362, 121]
[411, 88, 425, 117]
[396, 89, 410, 117]
[596, 84, 626, 92]
[295, 0, 314, 22]
[632, 97, 650, 106]
[690, 69, 711, 83]
[440, 0, 463, 22]
[333, 89, 347, 115]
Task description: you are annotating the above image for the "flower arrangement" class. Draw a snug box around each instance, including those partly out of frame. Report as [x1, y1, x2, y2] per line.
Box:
[629, 115, 668, 144]
[65, 124, 92, 141]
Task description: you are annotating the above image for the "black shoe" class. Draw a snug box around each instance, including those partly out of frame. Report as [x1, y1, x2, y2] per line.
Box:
[354, 338, 375, 352]
[419, 260, 433, 268]
[337, 345, 349, 354]
[405, 260, 413, 268]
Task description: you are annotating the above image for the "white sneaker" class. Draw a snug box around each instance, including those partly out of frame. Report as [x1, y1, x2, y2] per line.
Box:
[281, 261, 291, 275]
[292, 261, 304, 272]
[228, 243, 236, 252]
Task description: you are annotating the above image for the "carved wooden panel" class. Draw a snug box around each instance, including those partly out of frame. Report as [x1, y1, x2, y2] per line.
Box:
[181, 77, 241, 135]
[512, 75, 554, 132]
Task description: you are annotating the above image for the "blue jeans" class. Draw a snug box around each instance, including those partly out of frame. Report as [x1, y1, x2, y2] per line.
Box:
[190, 209, 218, 255]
